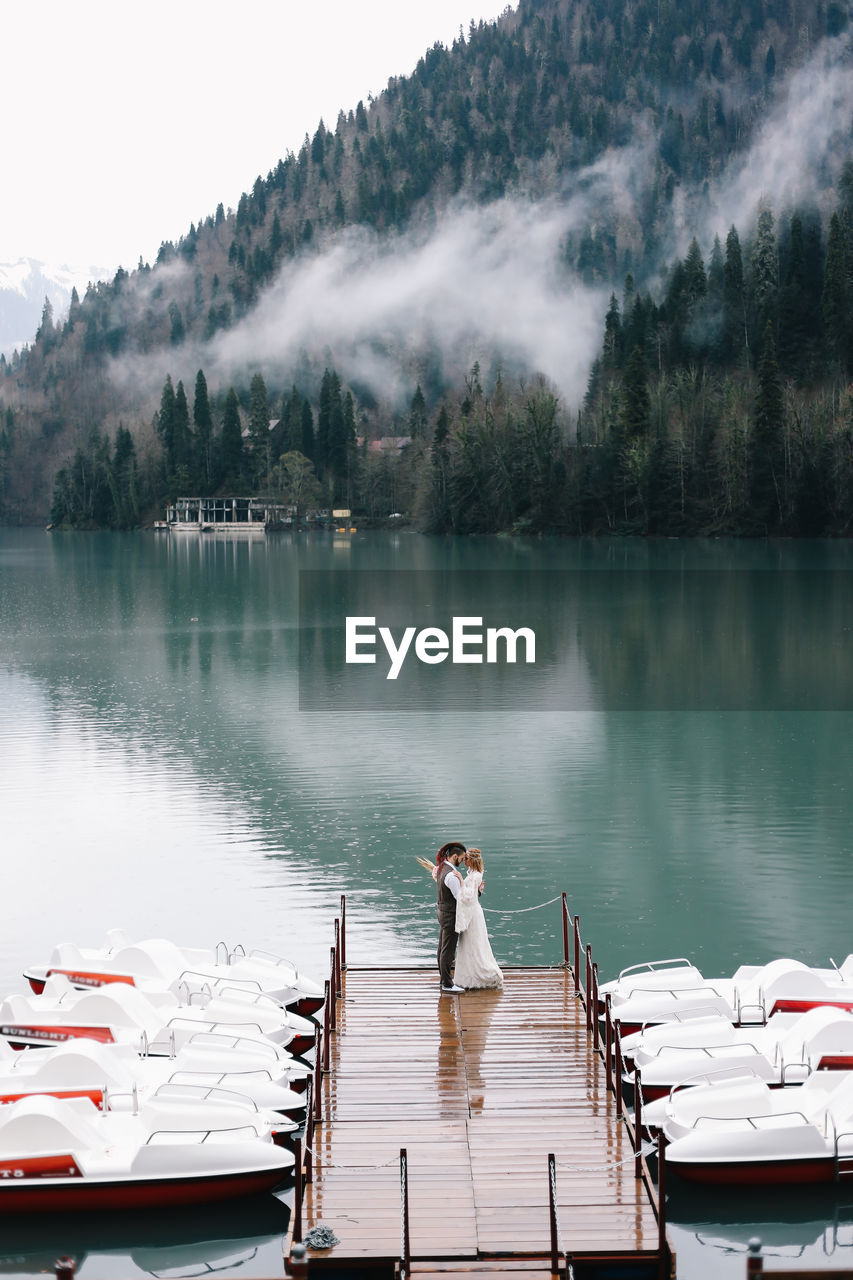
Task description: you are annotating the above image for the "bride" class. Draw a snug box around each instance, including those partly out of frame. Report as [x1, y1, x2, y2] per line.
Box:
[451, 849, 503, 991]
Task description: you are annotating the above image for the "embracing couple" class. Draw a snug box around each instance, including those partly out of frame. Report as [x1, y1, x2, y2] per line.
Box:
[434, 841, 503, 993]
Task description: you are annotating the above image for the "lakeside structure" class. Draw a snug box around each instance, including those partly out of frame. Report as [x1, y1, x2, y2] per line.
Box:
[164, 497, 298, 533]
[283, 898, 669, 1280]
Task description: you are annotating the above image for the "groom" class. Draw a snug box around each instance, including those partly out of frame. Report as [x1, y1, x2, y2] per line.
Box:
[436, 841, 467, 993]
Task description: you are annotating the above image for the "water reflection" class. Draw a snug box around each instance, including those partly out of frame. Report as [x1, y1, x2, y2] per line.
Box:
[668, 1184, 853, 1278]
[0, 1196, 290, 1278]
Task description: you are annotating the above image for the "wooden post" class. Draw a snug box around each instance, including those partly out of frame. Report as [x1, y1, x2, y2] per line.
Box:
[400, 1147, 411, 1276]
[614, 1021, 623, 1119]
[634, 1069, 644, 1179]
[334, 919, 342, 997]
[548, 1152, 560, 1275]
[292, 1137, 303, 1243]
[313, 1024, 322, 1124]
[340, 893, 347, 970]
[303, 1078, 313, 1183]
[323, 980, 331, 1072]
[657, 1130, 667, 1275]
[746, 1239, 763, 1275]
[55, 1261, 75, 1280]
[585, 945, 593, 1032]
[561, 892, 570, 968]
[573, 916, 581, 995]
[329, 948, 337, 1031]
[605, 993, 613, 1091]
[592, 962, 600, 1052]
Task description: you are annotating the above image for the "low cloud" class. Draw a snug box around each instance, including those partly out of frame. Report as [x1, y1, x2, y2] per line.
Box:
[107, 33, 853, 417]
[692, 36, 853, 251]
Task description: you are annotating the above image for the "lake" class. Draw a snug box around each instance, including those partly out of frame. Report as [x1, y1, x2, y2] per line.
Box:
[1, 527, 853, 1277]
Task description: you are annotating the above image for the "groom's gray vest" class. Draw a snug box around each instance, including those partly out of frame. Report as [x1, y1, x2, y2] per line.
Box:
[436, 861, 457, 921]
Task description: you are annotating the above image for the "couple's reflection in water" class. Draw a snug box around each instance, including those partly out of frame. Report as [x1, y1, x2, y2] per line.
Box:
[435, 984, 502, 1118]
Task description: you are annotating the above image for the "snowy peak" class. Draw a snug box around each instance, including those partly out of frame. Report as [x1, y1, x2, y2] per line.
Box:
[0, 257, 107, 356]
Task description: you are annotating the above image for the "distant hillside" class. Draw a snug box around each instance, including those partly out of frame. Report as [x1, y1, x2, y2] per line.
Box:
[2, 0, 852, 530]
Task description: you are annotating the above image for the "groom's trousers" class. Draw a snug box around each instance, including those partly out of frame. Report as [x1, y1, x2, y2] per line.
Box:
[437, 905, 458, 987]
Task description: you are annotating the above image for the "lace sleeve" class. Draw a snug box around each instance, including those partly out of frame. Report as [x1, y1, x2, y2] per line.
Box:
[454, 871, 481, 933]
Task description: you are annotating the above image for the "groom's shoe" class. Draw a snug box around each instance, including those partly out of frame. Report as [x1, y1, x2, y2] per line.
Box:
[441, 984, 465, 993]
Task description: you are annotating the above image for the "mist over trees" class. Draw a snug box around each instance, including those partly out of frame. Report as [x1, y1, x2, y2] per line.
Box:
[2, 0, 853, 532]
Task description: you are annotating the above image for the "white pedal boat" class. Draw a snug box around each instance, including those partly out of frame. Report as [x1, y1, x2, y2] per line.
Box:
[601, 957, 853, 1035]
[659, 1071, 853, 1185]
[625, 1007, 853, 1101]
[0, 976, 316, 1056]
[0, 1037, 306, 1124]
[0, 1092, 294, 1211]
[25, 930, 325, 1018]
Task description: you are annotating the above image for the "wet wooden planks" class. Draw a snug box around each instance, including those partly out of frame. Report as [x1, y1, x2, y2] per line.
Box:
[302, 966, 659, 1268]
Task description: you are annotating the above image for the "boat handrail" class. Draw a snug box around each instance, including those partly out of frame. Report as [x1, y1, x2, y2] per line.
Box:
[153, 1082, 260, 1111]
[649, 1040, 762, 1060]
[668, 1065, 765, 1100]
[103, 1083, 139, 1114]
[183, 1031, 281, 1059]
[735, 988, 767, 1025]
[169, 1066, 277, 1085]
[229, 944, 247, 963]
[247, 948, 298, 976]
[831, 1121, 853, 1178]
[178, 967, 263, 994]
[779, 1055, 811, 1085]
[636, 1006, 730, 1034]
[214, 986, 283, 1010]
[693, 1108, 809, 1130]
[615, 958, 694, 981]
[172, 1019, 268, 1039]
[207, 975, 264, 994]
[145, 1122, 263, 1145]
[176, 980, 213, 1006]
[624, 982, 729, 1000]
[143, 1030, 177, 1057]
[214, 941, 229, 965]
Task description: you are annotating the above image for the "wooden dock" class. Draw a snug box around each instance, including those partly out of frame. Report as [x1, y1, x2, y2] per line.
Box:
[294, 964, 664, 1277]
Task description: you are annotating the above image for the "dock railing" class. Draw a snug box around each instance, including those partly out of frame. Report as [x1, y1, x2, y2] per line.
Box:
[571, 908, 670, 1278]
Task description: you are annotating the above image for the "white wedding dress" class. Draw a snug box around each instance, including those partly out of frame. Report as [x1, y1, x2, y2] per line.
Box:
[453, 870, 503, 990]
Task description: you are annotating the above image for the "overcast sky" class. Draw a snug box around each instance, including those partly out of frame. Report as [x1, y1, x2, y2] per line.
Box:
[4, 0, 512, 273]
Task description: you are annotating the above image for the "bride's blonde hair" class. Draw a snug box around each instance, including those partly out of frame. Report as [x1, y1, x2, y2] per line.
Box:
[466, 848, 483, 872]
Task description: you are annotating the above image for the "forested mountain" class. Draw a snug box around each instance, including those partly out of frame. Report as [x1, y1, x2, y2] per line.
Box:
[2, 0, 852, 532]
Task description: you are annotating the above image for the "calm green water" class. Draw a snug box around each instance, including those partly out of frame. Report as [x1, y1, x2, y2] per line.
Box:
[1, 527, 853, 1277]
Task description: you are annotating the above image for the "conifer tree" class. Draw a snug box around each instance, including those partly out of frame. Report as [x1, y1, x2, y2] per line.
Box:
[193, 370, 213, 489]
[301, 401, 316, 462]
[750, 207, 778, 354]
[173, 380, 192, 481]
[248, 373, 271, 463]
[409, 384, 428, 437]
[220, 387, 243, 484]
[723, 226, 747, 364]
[316, 369, 333, 472]
[620, 345, 651, 439]
[750, 322, 785, 530]
[822, 211, 851, 375]
[157, 375, 177, 477]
